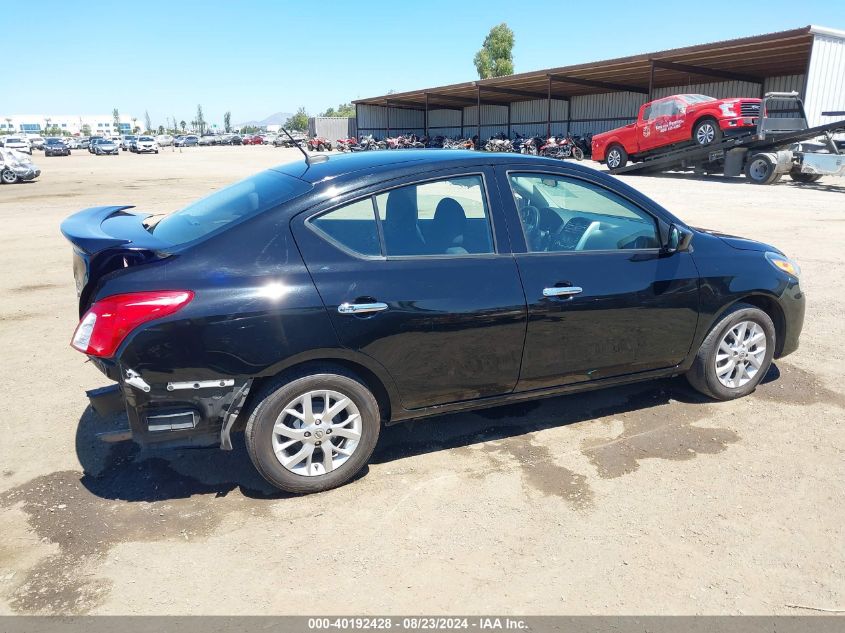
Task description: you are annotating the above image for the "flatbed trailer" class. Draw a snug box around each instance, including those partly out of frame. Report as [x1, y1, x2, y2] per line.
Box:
[609, 92, 845, 184]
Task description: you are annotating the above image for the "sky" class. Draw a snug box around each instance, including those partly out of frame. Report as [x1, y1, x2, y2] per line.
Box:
[5, 0, 845, 129]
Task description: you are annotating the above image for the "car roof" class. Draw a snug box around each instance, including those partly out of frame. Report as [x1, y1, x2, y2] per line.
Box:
[270, 149, 585, 185]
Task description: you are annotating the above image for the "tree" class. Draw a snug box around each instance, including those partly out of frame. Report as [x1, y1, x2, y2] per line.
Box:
[473, 23, 514, 79]
[284, 107, 309, 131]
[82, 124, 92, 136]
[196, 104, 206, 135]
[180, 120, 186, 132]
[144, 110, 152, 133]
[223, 111, 231, 133]
[112, 108, 120, 132]
[158, 125, 165, 135]
[321, 103, 356, 118]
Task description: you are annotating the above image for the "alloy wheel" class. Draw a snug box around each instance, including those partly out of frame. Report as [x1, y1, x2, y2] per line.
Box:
[271, 390, 362, 477]
[607, 149, 621, 169]
[696, 123, 716, 145]
[714, 320, 767, 388]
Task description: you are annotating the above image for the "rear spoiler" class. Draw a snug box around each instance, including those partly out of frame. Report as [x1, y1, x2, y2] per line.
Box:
[60, 205, 170, 254]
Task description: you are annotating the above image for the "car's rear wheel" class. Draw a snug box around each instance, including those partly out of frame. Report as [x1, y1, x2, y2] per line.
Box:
[693, 118, 723, 146]
[605, 144, 627, 170]
[245, 369, 381, 494]
[686, 303, 775, 400]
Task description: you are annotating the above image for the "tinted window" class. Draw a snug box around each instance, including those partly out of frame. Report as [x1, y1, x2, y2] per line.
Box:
[508, 173, 660, 252]
[152, 170, 311, 245]
[373, 176, 493, 256]
[311, 198, 380, 256]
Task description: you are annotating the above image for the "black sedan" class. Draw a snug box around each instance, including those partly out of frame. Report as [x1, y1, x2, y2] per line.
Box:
[44, 137, 71, 157]
[61, 151, 804, 494]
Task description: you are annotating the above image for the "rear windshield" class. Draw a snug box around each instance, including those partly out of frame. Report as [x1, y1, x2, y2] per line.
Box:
[152, 170, 311, 245]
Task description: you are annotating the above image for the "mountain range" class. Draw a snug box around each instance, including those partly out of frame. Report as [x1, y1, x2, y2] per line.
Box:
[235, 111, 293, 127]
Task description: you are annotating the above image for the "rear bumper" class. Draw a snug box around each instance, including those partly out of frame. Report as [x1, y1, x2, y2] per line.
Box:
[85, 358, 251, 449]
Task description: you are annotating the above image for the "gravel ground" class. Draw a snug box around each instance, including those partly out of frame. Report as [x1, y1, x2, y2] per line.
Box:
[0, 146, 842, 615]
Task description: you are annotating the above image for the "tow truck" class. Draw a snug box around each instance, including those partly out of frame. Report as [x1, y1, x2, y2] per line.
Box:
[607, 92, 845, 184]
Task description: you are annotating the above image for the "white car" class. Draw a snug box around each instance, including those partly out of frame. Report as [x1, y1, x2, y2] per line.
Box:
[155, 134, 174, 147]
[1, 148, 41, 183]
[26, 135, 46, 150]
[65, 137, 81, 149]
[2, 136, 31, 154]
[133, 136, 159, 154]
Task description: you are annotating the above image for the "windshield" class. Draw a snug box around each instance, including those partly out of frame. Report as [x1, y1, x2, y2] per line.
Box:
[682, 94, 716, 104]
[152, 170, 312, 245]
[139, 136, 154, 141]
[6, 138, 23, 143]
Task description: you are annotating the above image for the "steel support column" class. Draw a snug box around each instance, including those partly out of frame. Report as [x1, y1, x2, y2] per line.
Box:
[546, 75, 552, 138]
[386, 100, 390, 137]
[648, 60, 656, 100]
[424, 93, 429, 137]
[476, 86, 481, 149]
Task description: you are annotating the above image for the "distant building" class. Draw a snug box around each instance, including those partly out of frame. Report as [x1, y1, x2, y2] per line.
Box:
[0, 114, 138, 136]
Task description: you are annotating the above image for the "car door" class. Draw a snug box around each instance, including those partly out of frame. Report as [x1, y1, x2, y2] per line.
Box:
[496, 167, 700, 391]
[290, 168, 528, 410]
[663, 97, 689, 145]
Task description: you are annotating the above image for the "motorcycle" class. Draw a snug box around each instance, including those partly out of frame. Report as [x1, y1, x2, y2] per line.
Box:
[336, 137, 359, 152]
[540, 134, 584, 161]
[484, 132, 513, 152]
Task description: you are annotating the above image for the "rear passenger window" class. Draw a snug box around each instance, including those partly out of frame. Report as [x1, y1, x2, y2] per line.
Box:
[310, 198, 380, 256]
[373, 176, 494, 257]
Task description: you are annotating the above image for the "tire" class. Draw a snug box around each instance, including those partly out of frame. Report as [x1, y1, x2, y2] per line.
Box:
[686, 303, 776, 401]
[789, 170, 822, 183]
[317, 143, 325, 152]
[245, 368, 381, 494]
[1, 168, 18, 184]
[693, 118, 723, 146]
[572, 146, 584, 161]
[744, 153, 781, 185]
[605, 144, 628, 170]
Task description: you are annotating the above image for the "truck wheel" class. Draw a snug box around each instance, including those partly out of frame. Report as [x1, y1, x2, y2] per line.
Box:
[606, 145, 627, 170]
[789, 170, 822, 183]
[693, 118, 723, 146]
[745, 154, 781, 185]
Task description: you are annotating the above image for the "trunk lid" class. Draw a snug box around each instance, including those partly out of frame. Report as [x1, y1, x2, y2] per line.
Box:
[60, 205, 172, 313]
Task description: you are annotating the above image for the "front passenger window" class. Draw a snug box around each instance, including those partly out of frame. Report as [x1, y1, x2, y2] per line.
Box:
[509, 174, 660, 253]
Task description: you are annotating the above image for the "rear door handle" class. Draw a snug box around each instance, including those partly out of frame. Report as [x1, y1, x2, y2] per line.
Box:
[543, 286, 583, 297]
[337, 302, 389, 315]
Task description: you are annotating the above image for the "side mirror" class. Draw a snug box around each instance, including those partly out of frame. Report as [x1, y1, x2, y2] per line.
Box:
[664, 224, 693, 254]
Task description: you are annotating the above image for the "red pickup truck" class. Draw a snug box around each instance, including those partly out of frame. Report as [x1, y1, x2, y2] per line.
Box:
[592, 94, 761, 169]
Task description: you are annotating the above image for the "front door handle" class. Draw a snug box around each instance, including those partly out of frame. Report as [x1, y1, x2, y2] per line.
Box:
[543, 286, 583, 297]
[338, 302, 389, 315]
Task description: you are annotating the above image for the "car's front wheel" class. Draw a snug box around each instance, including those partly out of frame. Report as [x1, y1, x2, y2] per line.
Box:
[686, 303, 775, 400]
[1, 168, 18, 184]
[693, 118, 723, 146]
[245, 369, 381, 494]
[605, 144, 627, 170]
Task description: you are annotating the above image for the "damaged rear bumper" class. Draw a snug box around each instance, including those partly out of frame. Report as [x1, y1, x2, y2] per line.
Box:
[86, 360, 251, 450]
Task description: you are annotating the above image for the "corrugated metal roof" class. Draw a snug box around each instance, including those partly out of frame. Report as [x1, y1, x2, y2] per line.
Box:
[354, 26, 820, 108]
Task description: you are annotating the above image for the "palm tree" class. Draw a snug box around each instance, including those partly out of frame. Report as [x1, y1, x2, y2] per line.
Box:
[180, 120, 186, 132]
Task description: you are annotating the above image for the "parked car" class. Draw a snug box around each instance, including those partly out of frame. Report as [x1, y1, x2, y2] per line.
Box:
[220, 134, 242, 145]
[44, 137, 71, 157]
[65, 137, 81, 149]
[77, 137, 91, 150]
[62, 151, 804, 494]
[120, 135, 138, 152]
[1, 148, 40, 183]
[242, 134, 264, 146]
[133, 136, 158, 154]
[2, 136, 32, 154]
[156, 134, 174, 147]
[175, 135, 199, 147]
[91, 137, 119, 155]
[592, 94, 763, 169]
[198, 135, 220, 146]
[27, 135, 46, 150]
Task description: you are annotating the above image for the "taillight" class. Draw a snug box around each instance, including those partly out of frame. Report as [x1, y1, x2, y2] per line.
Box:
[71, 290, 194, 358]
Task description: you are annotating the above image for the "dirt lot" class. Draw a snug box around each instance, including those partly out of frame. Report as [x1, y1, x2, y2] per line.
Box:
[0, 146, 842, 615]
